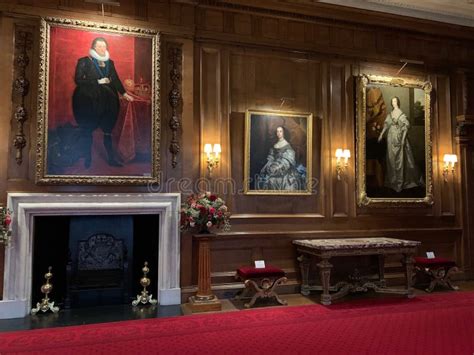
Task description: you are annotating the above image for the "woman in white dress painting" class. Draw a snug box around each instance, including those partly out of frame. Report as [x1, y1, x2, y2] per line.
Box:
[377, 96, 424, 193]
[257, 126, 305, 191]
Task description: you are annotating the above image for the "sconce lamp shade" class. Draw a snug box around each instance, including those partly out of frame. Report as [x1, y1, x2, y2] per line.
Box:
[335, 149, 344, 158]
[443, 154, 458, 164]
[343, 149, 351, 159]
[213, 144, 222, 154]
[204, 144, 213, 154]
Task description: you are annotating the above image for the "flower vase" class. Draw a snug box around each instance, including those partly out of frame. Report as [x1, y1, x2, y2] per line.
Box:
[198, 225, 211, 234]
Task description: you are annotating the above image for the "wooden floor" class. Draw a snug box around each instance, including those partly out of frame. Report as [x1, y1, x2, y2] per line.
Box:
[182, 280, 474, 315]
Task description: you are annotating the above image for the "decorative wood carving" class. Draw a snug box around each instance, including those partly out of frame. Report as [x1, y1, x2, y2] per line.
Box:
[462, 72, 474, 116]
[168, 43, 183, 168]
[12, 27, 33, 166]
[456, 120, 474, 144]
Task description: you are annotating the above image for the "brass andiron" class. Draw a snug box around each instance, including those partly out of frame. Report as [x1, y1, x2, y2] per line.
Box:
[31, 266, 60, 315]
[132, 261, 158, 306]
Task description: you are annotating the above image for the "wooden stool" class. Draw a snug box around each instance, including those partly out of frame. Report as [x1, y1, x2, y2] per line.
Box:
[235, 266, 288, 308]
[414, 257, 459, 293]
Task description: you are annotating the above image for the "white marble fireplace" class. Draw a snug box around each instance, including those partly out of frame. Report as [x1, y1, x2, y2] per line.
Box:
[0, 193, 181, 319]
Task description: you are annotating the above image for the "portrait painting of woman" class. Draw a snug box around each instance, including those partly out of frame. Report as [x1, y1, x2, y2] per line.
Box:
[377, 96, 424, 193]
[36, 17, 160, 185]
[244, 110, 312, 195]
[356, 75, 433, 206]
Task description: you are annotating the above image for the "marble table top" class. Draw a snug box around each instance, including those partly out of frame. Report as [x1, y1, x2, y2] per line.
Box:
[293, 237, 420, 250]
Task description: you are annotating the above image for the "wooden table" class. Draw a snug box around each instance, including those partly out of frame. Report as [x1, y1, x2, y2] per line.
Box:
[293, 237, 420, 305]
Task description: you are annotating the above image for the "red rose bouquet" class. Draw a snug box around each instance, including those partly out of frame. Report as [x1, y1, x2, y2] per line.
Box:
[181, 192, 230, 233]
[0, 208, 12, 245]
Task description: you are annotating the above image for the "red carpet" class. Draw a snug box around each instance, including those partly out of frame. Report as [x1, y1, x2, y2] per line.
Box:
[1, 291, 473, 354]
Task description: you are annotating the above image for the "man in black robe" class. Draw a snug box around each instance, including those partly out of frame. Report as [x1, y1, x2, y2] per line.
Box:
[72, 37, 134, 168]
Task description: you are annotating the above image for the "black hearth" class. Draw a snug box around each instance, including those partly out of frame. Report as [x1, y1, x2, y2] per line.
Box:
[32, 214, 159, 309]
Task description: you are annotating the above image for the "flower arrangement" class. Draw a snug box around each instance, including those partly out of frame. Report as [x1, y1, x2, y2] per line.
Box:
[181, 192, 230, 233]
[0, 208, 12, 245]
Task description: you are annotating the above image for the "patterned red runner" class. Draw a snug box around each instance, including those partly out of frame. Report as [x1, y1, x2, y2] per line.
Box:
[1, 291, 473, 354]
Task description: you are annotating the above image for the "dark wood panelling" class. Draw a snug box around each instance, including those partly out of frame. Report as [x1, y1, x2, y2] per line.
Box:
[194, 5, 474, 69]
[328, 63, 353, 217]
[200, 46, 221, 179]
[435, 75, 456, 216]
[224, 50, 322, 216]
[0, 0, 473, 298]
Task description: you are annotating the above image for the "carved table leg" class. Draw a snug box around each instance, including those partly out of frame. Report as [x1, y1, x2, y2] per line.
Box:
[378, 254, 386, 287]
[297, 254, 311, 296]
[402, 253, 415, 298]
[317, 257, 333, 305]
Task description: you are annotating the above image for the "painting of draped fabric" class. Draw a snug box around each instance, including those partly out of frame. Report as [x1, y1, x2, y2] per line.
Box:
[356, 75, 433, 206]
[36, 17, 160, 185]
[244, 110, 313, 195]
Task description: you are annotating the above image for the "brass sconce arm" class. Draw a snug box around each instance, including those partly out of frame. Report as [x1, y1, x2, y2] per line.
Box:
[443, 154, 457, 183]
[335, 148, 351, 181]
[204, 143, 221, 177]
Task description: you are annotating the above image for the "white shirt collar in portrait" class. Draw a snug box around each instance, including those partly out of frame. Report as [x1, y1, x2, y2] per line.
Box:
[274, 138, 289, 149]
[89, 48, 110, 62]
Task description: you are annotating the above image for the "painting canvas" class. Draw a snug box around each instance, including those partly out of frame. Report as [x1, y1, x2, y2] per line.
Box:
[244, 110, 312, 195]
[36, 17, 160, 185]
[356, 75, 433, 206]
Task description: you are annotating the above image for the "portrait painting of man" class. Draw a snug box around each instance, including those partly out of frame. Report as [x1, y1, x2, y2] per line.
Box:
[36, 18, 160, 184]
[244, 110, 313, 195]
[356, 75, 433, 206]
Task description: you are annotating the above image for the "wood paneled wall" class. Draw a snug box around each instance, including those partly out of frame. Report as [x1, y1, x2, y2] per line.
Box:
[0, 0, 473, 300]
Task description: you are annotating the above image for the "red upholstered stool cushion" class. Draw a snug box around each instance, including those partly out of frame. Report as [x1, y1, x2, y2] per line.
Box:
[414, 257, 456, 268]
[236, 265, 285, 279]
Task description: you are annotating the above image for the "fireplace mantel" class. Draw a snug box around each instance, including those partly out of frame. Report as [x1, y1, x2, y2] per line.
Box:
[0, 193, 181, 319]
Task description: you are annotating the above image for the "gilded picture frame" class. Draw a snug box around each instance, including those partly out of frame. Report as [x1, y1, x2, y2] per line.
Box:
[36, 17, 160, 185]
[356, 74, 433, 207]
[244, 109, 313, 195]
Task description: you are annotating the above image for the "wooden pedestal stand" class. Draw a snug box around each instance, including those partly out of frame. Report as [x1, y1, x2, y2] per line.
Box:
[188, 233, 222, 312]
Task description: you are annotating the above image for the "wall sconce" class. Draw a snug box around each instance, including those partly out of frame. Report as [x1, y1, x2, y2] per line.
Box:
[335, 148, 351, 180]
[204, 143, 221, 177]
[443, 154, 458, 182]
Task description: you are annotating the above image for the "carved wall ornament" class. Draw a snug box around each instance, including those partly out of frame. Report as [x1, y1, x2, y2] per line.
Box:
[456, 120, 474, 144]
[12, 27, 33, 165]
[168, 44, 183, 168]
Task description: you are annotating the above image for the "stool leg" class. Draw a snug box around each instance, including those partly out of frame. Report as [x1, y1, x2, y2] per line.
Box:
[235, 281, 252, 300]
[444, 266, 459, 291]
[425, 274, 437, 293]
[243, 277, 288, 308]
[244, 279, 260, 308]
[267, 277, 288, 305]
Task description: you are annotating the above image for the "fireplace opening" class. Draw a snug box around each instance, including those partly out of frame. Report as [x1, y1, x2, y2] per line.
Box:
[32, 214, 159, 309]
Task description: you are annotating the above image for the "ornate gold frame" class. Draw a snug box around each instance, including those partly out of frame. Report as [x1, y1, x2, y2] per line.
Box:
[244, 109, 313, 195]
[356, 74, 433, 207]
[36, 17, 160, 185]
